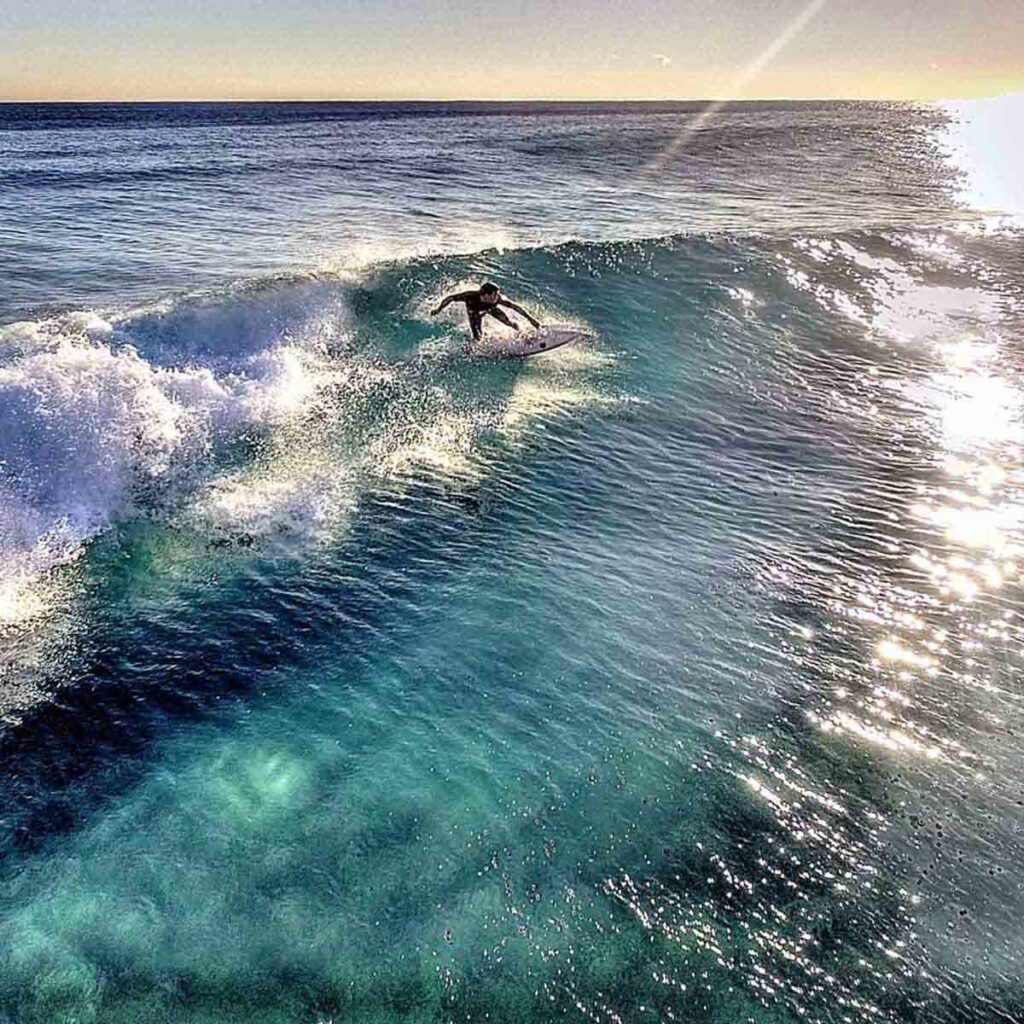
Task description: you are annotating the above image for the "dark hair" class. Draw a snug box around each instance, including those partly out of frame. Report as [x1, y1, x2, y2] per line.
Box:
[479, 282, 499, 296]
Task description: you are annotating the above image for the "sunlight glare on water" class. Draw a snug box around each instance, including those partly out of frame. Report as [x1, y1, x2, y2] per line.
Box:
[940, 94, 1024, 225]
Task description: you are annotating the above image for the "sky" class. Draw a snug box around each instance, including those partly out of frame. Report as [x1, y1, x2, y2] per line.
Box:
[1, 0, 1022, 102]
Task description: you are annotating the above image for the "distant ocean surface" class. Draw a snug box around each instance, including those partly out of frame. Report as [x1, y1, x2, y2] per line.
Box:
[0, 99, 1022, 1024]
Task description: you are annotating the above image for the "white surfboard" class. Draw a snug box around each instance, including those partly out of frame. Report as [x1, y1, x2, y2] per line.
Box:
[485, 324, 591, 358]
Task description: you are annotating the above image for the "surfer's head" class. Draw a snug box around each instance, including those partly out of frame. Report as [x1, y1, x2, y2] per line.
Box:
[479, 282, 500, 304]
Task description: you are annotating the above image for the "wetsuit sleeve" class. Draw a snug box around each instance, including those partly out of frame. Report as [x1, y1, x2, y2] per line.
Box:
[498, 299, 540, 327]
[435, 291, 476, 311]
[489, 307, 515, 327]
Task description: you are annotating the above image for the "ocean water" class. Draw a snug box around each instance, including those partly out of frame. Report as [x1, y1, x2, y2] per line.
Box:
[0, 98, 1023, 1024]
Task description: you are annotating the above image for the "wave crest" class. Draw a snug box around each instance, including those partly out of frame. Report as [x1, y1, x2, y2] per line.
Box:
[0, 306, 335, 622]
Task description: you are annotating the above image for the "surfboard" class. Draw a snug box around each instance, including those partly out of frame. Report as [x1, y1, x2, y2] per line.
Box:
[486, 325, 591, 358]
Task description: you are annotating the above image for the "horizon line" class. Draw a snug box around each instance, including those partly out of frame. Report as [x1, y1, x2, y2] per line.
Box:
[0, 95, 957, 106]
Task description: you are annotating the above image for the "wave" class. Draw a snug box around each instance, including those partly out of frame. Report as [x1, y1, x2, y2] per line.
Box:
[0, 247, 617, 623]
[1, 223, 1018, 625]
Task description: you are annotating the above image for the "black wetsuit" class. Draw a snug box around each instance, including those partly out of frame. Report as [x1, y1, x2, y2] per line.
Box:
[447, 290, 518, 339]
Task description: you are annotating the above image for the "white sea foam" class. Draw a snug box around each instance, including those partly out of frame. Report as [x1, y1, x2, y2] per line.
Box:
[0, 306, 336, 622]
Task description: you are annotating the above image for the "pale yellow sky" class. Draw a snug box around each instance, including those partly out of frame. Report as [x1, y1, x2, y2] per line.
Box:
[2, 0, 1022, 102]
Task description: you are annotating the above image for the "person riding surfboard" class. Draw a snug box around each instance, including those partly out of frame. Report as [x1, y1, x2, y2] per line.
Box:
[431, 282, 541, 340]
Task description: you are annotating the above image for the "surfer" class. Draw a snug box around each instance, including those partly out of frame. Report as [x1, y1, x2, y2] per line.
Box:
[431, 282, 541, 340]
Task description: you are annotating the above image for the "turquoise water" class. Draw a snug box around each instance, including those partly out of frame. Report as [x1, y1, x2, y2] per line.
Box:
[1, 101, 1024, 1023]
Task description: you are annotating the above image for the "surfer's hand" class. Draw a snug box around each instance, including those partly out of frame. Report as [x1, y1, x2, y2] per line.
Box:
[430, 306, 441, 316]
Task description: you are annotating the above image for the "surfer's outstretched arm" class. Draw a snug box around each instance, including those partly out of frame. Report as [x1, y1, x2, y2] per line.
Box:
[498, 300, 541, 328]
[431, 291, 474, 315]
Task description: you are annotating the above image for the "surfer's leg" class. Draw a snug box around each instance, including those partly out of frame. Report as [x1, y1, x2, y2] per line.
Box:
[468, 312, 484, 340]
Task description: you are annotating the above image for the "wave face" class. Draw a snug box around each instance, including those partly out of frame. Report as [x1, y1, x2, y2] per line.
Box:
[1, 100, 1023, 1024]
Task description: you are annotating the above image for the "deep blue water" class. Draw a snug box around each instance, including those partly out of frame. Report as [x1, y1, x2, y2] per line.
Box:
[1, 99, 1023, 1024]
